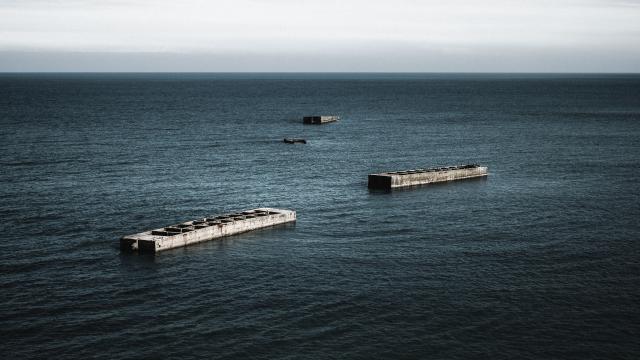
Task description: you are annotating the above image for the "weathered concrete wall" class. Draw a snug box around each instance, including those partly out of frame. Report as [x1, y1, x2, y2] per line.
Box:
[121, 208, 296, 254]
[303, 115, 339, 124]
[368, 165, 488, 189]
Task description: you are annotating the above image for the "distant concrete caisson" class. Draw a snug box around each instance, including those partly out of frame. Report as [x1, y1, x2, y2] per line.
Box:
[121, 208, 296, 254]
[368, 164, 488, 189]
[303, 115, 339, 124]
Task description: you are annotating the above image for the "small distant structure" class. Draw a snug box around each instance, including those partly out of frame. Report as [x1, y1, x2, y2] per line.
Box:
[368, 164, 488, 189]
[283, 138, 306, 144]
[303, 115, 339, 125]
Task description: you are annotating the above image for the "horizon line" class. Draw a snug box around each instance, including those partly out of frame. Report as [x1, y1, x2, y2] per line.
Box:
[1, 71, 639, 74]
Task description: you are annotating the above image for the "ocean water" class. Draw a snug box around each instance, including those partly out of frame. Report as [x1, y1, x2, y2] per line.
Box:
[0, 73, 639, 359]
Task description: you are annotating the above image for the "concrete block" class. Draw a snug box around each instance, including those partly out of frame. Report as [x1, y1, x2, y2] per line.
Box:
[368, 164, 488, 189]
[303, 115, 339, 124]
[121, 208, 296, 254]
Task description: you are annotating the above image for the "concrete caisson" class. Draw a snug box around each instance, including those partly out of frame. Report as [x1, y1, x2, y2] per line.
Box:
[120, 208, 296, 254]
[303, 115, 339, 124]
[368, 164, 488, 189]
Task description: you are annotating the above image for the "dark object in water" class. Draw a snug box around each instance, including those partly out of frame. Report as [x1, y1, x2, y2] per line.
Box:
[284, 138, 307, 144]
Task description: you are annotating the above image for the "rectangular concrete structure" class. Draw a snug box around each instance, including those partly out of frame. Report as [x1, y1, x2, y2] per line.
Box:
[120, 208, 296, 254]
[303, 115, 339, 124]
[368, 164, 488, 189]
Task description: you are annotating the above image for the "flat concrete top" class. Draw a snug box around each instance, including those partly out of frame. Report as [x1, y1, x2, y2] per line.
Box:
[122, 207, 294, 241]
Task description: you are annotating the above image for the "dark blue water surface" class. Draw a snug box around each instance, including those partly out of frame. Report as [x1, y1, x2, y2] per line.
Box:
[1, 73, 639, 359]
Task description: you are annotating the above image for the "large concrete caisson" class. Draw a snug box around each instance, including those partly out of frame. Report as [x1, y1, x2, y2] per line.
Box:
[303, 115, 339, 124]
[120, 208, 296, 254]
[368, 164, 488, 189]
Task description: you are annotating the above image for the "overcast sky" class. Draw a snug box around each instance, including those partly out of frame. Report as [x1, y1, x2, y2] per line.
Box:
[1, 0, 639, 72]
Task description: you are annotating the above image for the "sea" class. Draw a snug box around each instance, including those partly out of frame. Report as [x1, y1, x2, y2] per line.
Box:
[1, 73, 639, 359]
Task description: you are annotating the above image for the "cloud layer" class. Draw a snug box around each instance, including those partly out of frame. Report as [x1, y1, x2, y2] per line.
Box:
[1, 0, 639, 71]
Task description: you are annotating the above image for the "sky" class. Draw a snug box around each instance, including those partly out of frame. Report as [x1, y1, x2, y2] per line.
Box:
[1, 0, 639, 72]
